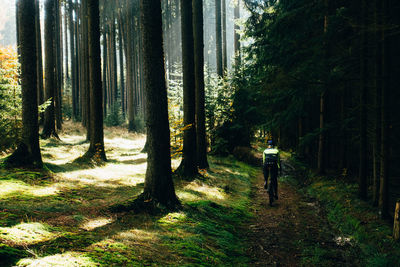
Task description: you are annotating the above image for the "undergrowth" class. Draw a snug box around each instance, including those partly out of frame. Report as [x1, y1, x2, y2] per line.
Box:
[289, 157, 400, 266]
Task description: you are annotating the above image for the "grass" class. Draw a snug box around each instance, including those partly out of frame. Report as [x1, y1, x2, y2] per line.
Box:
[0, 121, 257, 266]
[287, 158, 400, 267]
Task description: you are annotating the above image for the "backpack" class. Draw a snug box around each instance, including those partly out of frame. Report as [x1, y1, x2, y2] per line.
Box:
[264, 153, 278, 168]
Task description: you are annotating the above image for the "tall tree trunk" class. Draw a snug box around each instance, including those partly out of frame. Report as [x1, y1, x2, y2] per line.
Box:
[359, 0, 368, 200]
[110, 14, 118, 107]
[54, 0, 63, 130]
[42, 0, 59, 139]
[318, 0, 329, 174]
[372, 0, 382, 207]
[125, 2, 135, 132]
[85, 0, 106, 161]
[177, 0, 197, 178]
[15, 1, 21, 55]
[118, 13, 125, 117]
[35, 0, 44, 124]
[69, 0, 78, 120]
[317, 92, 325, 173]
[64, 1, 69, 81]
[74, 0, 81, 120]
[138, 0, 179, 208]
[215, 0, 223, 77]
[222, 0, 227, 73]
[79, 0, 90, 139]
[102, 17, 108, 117]
[193, 0, 209, 169]
[379, 0, 389, 219]
[6, 0, 43, 168]
[234, 0, 240, 66]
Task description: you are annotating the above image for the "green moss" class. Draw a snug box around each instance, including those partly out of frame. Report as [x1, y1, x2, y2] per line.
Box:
[0, 244, 27, 266]
[1, 129, 259, 266]
[301, 176, 400, 266]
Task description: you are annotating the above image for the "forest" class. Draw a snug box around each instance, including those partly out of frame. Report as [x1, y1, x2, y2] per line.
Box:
[0, 0, 400, 266]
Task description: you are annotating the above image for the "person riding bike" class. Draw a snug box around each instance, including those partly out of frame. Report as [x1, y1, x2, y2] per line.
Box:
[263, 140, 282, 206]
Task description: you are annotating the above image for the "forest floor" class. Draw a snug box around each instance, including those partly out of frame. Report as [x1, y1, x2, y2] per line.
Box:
[0, 122, 399, 266]
[246, 173, 350, 266]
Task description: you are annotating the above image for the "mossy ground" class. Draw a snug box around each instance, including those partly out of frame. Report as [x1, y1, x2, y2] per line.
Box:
[283, 157, 400, 266]
[0, 121, 257, 266]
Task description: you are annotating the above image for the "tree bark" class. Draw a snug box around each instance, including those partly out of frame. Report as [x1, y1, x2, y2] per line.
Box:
[138, 0, 179, 208]
[6, 0, 43, 168]
[318, 0, 329, 174]
[64, 1, 69, 81]
[35, 0, 44, 124]
[177, 0, 198, 178]
[372, 0, 382, 207]
[42, 0, 59, 139]
[222, 0, 227, 73]
[118, 11, 125, 117]
[215, 0, 223, 77]
[358, 0, 368, 200]
[394, 200, 400, 240]
[234, 0, 241, 66]
[68, 0, 78, 120]
[85, 0, 106, 161]
[193, 0, 208, 169]
[317, 92, 325, 174]
[379, 0, 389, 219]
[54, 0, 63, 130]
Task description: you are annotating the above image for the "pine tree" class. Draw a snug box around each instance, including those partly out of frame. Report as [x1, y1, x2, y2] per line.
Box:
[6, 0, 43, 168]
[193, 0, 209, 169]
[176, 0, 198, 178]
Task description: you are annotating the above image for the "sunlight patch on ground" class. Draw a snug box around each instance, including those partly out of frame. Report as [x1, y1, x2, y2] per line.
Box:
[39, 129, 148, 188]
[176, 190, 202, 202]
[40, 136, 88, 166]
[158, 212, 187, 226]
[184, 182, 226, 201]
[105, 136, 145, 150]
[60, 163, 145, 187]
[0, 181, 59, 199]
[222, 167, 242, 176]
[0, 181, 29, 198]
[17, 252, 96, 267]
[0, 222, 59, 246]
[80, 217, 114, 231]
[113, 229, 158, 244]
[30, 185, 59, 197]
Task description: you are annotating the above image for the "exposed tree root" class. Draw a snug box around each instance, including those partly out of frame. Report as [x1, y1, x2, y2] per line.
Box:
[110, 193, 181, 214]
[40, 130, 60, 140]
[3, 143, 42, 168]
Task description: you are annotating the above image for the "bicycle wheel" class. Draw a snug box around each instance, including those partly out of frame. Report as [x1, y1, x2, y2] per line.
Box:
[269, 191, 274, 206]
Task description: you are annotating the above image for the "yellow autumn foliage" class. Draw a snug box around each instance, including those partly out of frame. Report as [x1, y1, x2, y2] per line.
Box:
[0, 46, 19, 85]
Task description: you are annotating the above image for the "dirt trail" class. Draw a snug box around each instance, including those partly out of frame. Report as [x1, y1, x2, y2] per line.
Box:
[246, 173, 348, 266]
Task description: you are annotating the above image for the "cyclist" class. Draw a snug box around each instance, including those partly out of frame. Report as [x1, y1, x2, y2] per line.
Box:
[263, 140, 281, 206]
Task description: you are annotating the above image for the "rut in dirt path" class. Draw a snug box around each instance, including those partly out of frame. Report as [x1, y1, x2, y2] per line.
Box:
[245, 173, 350, 266]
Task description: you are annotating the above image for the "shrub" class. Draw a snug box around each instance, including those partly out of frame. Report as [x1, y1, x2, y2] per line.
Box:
[0, 46, 21, 152]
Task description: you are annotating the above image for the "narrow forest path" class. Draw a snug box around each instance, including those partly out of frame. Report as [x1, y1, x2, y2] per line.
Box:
[245, 171, 350, 266]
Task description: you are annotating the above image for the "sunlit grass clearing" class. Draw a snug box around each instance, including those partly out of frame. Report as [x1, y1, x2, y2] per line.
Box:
[113, 229, 158, 244]
[0, 180, 59, 199]
[80, 217, 114, 231]
[185, 181, 226, 200]
[60, 162, 146, 187]
[17, 252, 97, 267]
[0, 222, 59, 246]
